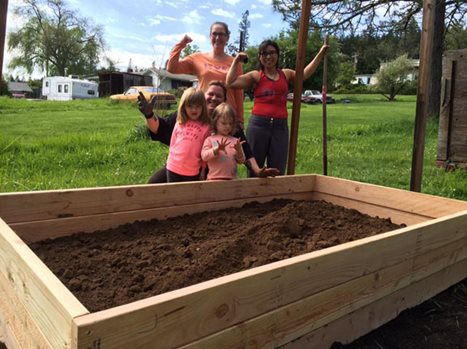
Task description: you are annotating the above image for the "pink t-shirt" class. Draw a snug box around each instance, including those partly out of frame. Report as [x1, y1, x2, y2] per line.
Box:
[201, 135, 246, 180]
[167, 42, 244, 125]
[166, 120, 211, 176]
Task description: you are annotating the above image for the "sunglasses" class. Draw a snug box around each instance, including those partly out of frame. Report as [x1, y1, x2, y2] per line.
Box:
[260, 50, 278, 57]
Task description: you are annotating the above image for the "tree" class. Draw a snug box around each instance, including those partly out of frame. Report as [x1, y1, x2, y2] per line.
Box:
[272, 0, 466, 117]
[227, 10, 250, 55]
[445, 19, 467, 49]
[8, 0, 105, 76]
[181, 44, 200, 58]
[336, 61, 355, 88]
[375, 54, 413, 101]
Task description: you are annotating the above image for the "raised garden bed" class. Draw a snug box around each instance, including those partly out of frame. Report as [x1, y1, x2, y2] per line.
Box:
[1, 175, 466, 348]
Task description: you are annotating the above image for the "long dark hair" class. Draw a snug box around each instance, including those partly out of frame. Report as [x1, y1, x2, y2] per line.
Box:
[257, 40, 280, 71]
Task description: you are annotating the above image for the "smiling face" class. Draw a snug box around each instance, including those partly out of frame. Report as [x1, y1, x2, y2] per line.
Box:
[210, 23, 229, 52]
[259, 45, 279, 69]
[205, 84, 226, 116]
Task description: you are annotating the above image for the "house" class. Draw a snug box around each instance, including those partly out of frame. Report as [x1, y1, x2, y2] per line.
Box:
[7, 81, 33, 98]
[42, 76, 99, 101]
[352, 59, 420, 86]
[144, 68, 197, 91]
[98, 71, 152, 97]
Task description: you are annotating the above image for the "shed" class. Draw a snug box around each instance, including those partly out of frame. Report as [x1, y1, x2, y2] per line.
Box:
[98, 72, 152, 97]
[437, 49, 467, 170]
[145, 68, 197, 91]
[7, 81, 33, 98]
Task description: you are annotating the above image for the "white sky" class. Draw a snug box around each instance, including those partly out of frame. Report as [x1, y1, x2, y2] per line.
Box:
[3, 0, 289, 79]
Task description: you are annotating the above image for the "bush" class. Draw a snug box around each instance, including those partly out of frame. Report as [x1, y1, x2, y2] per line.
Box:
[333, 84, 375, 94]
[0, 76, 9, 96]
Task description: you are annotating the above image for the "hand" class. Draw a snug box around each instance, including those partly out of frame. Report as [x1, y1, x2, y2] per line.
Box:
[233, 138, 245, 153]
[257, 167, 280, 178]
[217, 138, 230, 154]
[320, 44, 330, 55]
[137, 92, 157, 118]
[236, 52, 248, 64]
[181, 35, 193, 47]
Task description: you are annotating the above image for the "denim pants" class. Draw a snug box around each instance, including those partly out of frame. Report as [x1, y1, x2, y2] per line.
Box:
[246, 115, 289, 176]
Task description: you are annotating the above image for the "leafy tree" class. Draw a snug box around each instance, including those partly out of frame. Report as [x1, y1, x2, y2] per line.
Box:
[375, 54, 413, 101]
[336, 61, 355, 88]
[227, 10, 250, 55]
[272, 0, 466, 117]
[445, 19, 467, 49]
[0, 75, 8, 95]
[181, 44, 200, 58]
[8, 0, 106, 76]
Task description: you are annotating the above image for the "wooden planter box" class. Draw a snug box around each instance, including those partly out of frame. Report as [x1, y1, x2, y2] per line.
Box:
[1, 175, 466, 349]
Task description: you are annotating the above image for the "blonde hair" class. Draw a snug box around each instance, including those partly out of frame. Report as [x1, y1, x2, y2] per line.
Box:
[210, 103, 237, 136]
[177, 87, 209, 124]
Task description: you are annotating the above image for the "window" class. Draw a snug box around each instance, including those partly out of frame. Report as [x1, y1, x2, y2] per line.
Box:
[58, 84, 62, 93]
[64, 84, 69, 93]
[45, 81, 49, 87]
[87, 90, 95, 95]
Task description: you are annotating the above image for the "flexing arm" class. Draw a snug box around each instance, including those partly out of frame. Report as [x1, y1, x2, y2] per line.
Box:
[226, 53, 257, 89]
[167, 35, 194, 74]
[283, 44, 330, 82]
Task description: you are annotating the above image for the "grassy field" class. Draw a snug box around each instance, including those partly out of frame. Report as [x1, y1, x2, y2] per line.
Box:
[0, 95, 465, 200]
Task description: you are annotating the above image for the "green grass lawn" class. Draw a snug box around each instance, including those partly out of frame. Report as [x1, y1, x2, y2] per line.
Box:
[0, 95, 465, 200]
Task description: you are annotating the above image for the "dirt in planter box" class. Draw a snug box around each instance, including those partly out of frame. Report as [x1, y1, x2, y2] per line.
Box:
[30, 199, 402, 312]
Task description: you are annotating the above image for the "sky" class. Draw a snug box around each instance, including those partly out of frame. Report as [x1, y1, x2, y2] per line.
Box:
[3, 0, 290, 79]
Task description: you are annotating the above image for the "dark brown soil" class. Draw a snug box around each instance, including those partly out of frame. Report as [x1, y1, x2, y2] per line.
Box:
[25, 199, 466, 348]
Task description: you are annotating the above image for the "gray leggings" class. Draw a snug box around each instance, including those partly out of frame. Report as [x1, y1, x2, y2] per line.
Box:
[246, 115, 289, 176]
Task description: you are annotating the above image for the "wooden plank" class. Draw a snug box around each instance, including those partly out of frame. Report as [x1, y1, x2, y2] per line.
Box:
[0, 271, 51, 349]
[0, 175, 315, 224]
[0, 218, 89, 349]
[280, 259, 467, 349]
[180, 245, 467, 349]
[73, 211, 466, 349]
[314, 175, 467, 219]
[312, 192, 431, 225]
[9, 192, 313, 243]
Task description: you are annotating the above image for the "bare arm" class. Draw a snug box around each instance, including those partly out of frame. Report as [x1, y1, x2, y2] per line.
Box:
[283, 44, 330, 82]
[226, 53, 258, 89]
[167, 35, 194, 74]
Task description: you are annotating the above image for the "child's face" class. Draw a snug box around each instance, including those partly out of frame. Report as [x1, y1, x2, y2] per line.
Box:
[216, 115, 234, 136]
[185, 104, 202, 120]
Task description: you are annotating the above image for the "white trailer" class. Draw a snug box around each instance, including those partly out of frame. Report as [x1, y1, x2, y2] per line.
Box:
[42, 76, 99, 101]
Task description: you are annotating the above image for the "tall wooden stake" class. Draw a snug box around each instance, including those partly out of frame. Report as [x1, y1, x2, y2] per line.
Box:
[287, 0, 311, 175]
[0, 0, 8, 80]
[322, 35, 329, 175]
[410, 0, 436, 192]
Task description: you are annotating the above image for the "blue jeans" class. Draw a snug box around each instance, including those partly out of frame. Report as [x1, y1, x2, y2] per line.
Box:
[246, 115, 289, 176]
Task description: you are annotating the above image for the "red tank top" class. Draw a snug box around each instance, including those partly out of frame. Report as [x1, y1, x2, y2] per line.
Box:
[252, 69, 289, 119]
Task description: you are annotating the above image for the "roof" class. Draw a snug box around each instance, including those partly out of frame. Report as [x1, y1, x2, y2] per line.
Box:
[7, 81, 33, 93]
[145, 68, 197, 82]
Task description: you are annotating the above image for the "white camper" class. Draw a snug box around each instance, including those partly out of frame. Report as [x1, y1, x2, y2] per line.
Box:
[42, 76, 99, 101]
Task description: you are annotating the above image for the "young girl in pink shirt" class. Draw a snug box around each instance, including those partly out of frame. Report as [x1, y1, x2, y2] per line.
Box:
[166, 88, 211, 182]
[201, 103, 245, 180]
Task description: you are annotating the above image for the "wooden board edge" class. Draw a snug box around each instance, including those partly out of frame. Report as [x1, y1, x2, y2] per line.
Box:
[280, 260, 467, 349]
[0, 218, 89, 348]
[10, 192, 314, 242]
[0, 175, 316, 224]
[314, 175, 467, 218]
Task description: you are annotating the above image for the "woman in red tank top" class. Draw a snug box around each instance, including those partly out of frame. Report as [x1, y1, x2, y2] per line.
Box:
[226, 40, 329, 175]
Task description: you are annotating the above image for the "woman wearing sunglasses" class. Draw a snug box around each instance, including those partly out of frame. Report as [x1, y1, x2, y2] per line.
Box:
[167, 22, 244, 128]
[226, 39, 329, 176]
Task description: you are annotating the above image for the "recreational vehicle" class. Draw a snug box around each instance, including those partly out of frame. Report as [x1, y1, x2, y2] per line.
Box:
[42, 76, 99, 101]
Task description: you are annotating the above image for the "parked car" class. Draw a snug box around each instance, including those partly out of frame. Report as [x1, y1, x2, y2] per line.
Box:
[110, 86, 177, 108]
[287, 92, 307, 102]
[302, 90, 335, 104]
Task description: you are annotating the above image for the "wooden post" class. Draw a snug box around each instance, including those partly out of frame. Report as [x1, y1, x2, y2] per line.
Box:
[322, 35, 329, 176]
[287, 0, 312, 175]
[0, 0, 8, 80]
[410, 0, 436, 191]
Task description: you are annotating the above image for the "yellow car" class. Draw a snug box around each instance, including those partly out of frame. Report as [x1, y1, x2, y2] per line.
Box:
[110, 86, 177, 108]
